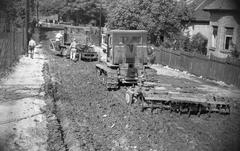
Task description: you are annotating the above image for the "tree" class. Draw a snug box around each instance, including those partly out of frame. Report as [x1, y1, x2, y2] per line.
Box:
[106, 0, 193, 46]
[189, 32, 208, 55]
[39, 0, 65, 16]
[106, 0, 141, 30]
[39, 0, 105, 26]
[0, 0, 26, 29]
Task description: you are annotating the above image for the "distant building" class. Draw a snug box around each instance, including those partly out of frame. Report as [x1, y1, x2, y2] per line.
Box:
[183, 0, 216, 39]
[203, 0, 240, 58]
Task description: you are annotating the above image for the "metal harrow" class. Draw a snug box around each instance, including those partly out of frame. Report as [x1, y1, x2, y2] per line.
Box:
[125, 83, 230, 117]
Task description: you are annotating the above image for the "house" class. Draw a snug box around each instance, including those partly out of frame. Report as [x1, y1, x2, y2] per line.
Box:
[183, 0, 216, 39]
[203, 0, 240, 58]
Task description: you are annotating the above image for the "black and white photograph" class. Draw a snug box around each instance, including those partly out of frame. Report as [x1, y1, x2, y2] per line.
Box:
[0, 0, 240, 150]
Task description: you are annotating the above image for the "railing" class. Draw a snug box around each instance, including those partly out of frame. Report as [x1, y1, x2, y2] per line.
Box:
[0, 11, 25, 74]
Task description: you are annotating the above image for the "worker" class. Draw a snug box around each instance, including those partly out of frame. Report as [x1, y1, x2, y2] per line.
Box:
[28, 37, 36, 59]
[55, 31, 63, 54]
[69, 38, 77, 61]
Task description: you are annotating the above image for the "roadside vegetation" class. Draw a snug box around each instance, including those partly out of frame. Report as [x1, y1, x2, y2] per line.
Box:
[2, 0, 208, 54]
[38, 0, 195, 51]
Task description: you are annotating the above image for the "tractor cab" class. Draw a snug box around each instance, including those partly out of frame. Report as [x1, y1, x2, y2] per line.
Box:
[102, 30, 148, 66]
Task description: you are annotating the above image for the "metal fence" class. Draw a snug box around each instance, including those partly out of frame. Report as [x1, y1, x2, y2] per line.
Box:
[154, 46, 240, 88]
[0, 10, 25, 73]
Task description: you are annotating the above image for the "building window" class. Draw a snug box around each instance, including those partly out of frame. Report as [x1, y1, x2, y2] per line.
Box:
[224, 27, 234, 50]
[211, 26, 218, 48]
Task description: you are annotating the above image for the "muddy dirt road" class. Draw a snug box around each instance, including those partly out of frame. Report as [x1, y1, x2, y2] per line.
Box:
[42, 43, 240, 151]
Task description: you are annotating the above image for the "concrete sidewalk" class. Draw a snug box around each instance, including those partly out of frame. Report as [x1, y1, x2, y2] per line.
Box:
[0, 46, 48, 151]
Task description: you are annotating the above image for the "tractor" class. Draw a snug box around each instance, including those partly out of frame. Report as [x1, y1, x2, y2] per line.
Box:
[96, 30, 149, 90]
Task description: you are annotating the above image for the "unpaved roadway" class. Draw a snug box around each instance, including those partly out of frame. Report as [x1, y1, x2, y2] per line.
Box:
[0, 46, 48, 151]
[44, 36, 240, 150]
[0, 29, 240, 151]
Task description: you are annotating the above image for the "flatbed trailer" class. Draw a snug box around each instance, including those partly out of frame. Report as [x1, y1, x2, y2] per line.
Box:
[126, 83, 230, 117]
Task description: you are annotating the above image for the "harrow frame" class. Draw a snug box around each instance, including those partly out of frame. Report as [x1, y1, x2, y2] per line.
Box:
[126, 83, 230, 117]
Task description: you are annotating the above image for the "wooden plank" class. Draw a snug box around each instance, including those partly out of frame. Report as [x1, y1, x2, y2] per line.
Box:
[224, 56, 240, 88]
[179, 49, 193, 71]
[145, 96, 170, 101]
[191, 52, 209, 77]
[207, 100, 229, 105]
[143, 82, 172, 87]
[208, 54, 227, 81]
[169, 51, 179, 69]
[170, 96, 207, 103]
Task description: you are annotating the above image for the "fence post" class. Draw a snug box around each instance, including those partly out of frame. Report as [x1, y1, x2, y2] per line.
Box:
[22, 28, 25, 55]
[25, 0, 29, 57]
[190, 52, 195, 74]
[179, 49, 183, 71]
[224, 56, 230, 84]
[11, 29, 13, 65]
[206, 54, 212, 79]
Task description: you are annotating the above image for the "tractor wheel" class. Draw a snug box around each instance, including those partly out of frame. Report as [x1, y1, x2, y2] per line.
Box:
[96, 68, 102, 81]
[79, 53, 82, 60]
[125, 92, 133, 105]
[103, 74, 107, 85]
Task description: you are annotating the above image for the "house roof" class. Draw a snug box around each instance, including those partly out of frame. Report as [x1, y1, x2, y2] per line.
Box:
[203, 0, 239, 11]
[189, 0, 216, 21]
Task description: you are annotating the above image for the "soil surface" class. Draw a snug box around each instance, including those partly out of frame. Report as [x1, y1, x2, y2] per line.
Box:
[1, 29, 240, 151]
[43, 29, 240, 150]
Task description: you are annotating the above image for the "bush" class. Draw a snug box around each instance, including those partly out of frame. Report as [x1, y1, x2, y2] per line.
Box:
[162, 39, 172, 48]
[230, 44, 239, 58]
[189, 32, 208, 55]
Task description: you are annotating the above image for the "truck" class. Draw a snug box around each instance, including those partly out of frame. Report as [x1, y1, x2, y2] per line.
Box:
[49, 25, 98, 61]
[96, 30, 149, 90]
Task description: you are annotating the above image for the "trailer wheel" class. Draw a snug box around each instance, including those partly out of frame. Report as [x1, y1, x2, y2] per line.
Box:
[96, 68, 103, 82]
[125, 92, 133, 105]
[79, 53, 82, 60]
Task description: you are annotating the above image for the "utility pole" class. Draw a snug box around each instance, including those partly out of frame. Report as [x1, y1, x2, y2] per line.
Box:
[25, 0, 29, 56]
[36, 0, 39, 21]
[99, 0, 102, 46]
[76, 10, 79, 26]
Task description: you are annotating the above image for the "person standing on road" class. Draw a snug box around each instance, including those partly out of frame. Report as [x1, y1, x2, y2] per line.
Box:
[55, 31, 63, 54]
[28, 37, 36, 59]
[69, 38, 77, 61]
